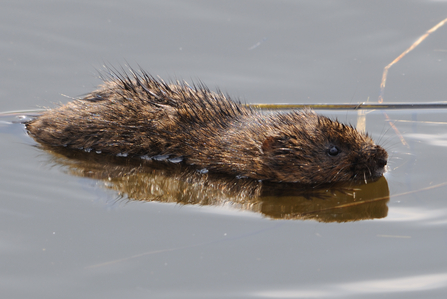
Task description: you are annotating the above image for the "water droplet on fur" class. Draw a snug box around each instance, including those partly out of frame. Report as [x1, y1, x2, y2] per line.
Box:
[168, 157, 183, 163]
[153, 155, 169, 161]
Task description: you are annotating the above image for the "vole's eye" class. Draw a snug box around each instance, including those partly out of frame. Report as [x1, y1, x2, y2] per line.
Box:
[328, 146, 340, 157]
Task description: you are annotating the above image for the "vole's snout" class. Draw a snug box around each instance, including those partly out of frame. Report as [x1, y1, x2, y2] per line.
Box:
[377, 158, 387, 169]
[372, 146, 388, 177]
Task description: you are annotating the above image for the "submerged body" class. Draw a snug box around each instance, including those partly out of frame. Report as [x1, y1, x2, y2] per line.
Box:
[26, 70, 388, 184]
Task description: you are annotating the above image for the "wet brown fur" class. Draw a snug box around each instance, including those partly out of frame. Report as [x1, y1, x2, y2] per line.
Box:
[26, 69, 388, 184]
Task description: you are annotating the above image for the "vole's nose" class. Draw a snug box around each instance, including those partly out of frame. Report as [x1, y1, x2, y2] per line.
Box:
[377, 158, 387, 169]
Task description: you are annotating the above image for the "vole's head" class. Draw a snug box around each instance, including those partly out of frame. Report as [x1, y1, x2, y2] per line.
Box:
[261, 111, 388, 184]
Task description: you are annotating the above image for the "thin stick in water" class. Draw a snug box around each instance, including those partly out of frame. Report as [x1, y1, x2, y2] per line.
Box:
[379, 17, 447, 103]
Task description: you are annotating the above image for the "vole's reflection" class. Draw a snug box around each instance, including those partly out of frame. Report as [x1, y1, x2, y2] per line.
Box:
[43, 146, 389, 222]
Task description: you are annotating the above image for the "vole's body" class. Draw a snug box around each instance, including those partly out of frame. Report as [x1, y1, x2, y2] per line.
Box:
[26, 70, 388, 184]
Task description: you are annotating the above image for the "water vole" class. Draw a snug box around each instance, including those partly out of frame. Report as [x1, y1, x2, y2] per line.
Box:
[26, 69, 388, 184]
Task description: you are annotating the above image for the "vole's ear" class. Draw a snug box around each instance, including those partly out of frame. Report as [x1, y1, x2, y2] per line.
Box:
[261, 136, 281, 154]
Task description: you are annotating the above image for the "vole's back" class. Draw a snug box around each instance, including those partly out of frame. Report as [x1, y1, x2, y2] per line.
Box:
[26, 72, 252, 157]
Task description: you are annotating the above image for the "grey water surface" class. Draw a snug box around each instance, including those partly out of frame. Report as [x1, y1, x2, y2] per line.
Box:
[1, 1, 447, 298]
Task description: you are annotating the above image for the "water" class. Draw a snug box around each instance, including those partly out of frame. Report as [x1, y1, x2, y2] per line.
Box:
[1, 1, 447, 298]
